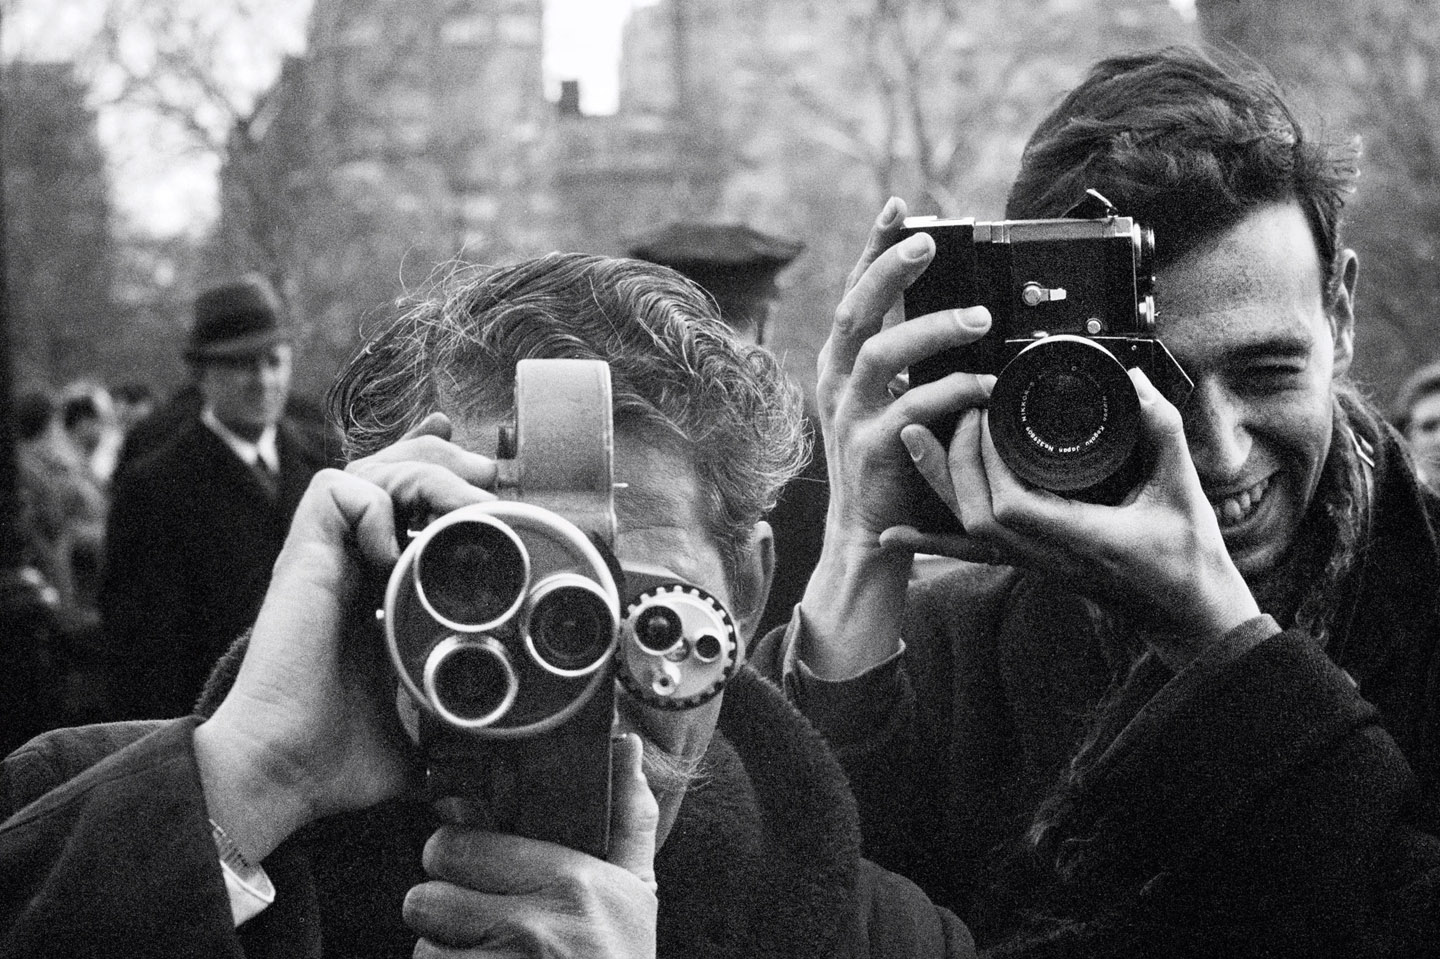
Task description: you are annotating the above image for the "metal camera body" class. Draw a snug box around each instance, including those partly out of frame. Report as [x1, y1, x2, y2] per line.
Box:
[899, 192, 1192, 532]
[382, 358, 741, 859]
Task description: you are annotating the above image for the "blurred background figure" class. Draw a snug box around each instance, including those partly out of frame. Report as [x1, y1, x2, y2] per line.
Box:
[12, 388, 111, 729]
[109, 380, 157, 438]
[15, 388, 108, 620]
[59, 380, 123, 489]
[100, 275, 336, 719]
[1394, 358, 1440, 491]
[627, 221, 822, 637]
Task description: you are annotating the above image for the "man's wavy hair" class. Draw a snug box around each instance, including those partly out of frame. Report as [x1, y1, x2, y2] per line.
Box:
[1007, 45, 1359, 309]
[329, 252, 809, 585]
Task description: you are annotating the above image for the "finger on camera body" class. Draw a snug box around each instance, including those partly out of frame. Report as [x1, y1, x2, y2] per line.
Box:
[607, 733, 659, 892]
[842, 196, 909, 295]
[826, 231, 936, 377]
[411, 828, 656, 957]
[878, 524, 1012, 566]
[945, 407, 1005, 539]
[408, 883, 650, 959]
[273, 469, 400, 572]
[1128, 367, 1207, 504]
[420, 824, 650, 900]
[349, 432, 500, 492]
[899, 424, 959, 516]
[346, 460, 498, 530]
[973, 408, 1108, 546]
[847, 308, 992, 402]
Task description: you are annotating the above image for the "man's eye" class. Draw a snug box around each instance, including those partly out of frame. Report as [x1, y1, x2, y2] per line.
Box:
[1239, 365, 1303, 392]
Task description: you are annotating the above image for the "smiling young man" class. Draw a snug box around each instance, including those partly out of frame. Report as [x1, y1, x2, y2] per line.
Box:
[1, 254, 974, 958]
[755, 47, 1440, 956]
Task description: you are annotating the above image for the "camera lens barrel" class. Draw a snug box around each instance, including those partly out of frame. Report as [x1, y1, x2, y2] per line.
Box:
[989, 334, 1142, 499]
[424, 635, 520, 729]
[413, 515, 530, 633]
[524, 574, 619, 677]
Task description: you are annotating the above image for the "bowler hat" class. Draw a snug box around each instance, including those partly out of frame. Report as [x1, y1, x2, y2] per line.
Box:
[185, 278, 291, 362]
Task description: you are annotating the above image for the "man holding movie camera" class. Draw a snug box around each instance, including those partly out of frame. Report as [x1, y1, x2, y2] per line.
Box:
[755, 46, 1440, 956]
[0, 253, 974, 958]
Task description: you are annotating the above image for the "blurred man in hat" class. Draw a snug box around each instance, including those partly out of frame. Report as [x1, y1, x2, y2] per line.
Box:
[627, 222, 824, 635]
[98, 276, 336, 719]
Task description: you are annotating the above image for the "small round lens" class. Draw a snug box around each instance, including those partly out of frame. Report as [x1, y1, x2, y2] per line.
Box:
[426, 639, 516, 725]
[691, 633, 723, 663]
[528, 584, 615, 673]
[633, 606, 683, 654]
[416, 519, 527, 628]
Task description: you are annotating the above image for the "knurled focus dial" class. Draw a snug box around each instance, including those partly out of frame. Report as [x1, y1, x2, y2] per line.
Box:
[617, 583, 738, 710]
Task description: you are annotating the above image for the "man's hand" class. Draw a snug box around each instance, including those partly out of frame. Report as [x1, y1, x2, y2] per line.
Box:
[886, 368, 1261, 669]
[194, 414, 500, 867]
[404, 733, 660, 959]
[799, 197, 994, 679]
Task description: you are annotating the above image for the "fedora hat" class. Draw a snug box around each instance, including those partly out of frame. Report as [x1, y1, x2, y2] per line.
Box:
[185, 278, 291, 362]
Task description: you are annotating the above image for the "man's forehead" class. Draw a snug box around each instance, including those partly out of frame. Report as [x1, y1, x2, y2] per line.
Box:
[452, 413, 707, 537]
[1157, 203, 1330, 356]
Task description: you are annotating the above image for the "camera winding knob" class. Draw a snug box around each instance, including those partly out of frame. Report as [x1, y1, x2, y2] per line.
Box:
[618, 584, 738, 710]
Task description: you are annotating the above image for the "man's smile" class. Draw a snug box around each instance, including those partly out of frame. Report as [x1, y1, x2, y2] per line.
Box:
[1209, 475, 1272, 529]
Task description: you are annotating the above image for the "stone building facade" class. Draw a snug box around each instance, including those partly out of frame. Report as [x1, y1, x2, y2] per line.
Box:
[217, 0, 1194, 396]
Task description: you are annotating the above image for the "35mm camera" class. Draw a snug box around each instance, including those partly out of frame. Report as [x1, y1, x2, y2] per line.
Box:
[900, 191, 1192, 530]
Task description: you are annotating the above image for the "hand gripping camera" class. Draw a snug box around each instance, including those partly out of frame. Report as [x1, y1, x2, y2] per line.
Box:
[899, 191, 1193, 531]
[381, 359, 740, 858]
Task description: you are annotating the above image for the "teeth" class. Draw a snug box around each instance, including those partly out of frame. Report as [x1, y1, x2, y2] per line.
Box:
[1212, 478, 1268, 527]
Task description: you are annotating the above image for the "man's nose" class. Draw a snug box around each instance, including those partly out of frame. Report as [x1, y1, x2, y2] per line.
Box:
[1182, 380, 1251, 479]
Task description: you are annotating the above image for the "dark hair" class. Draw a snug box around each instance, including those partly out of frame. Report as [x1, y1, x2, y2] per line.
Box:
[1006, 46, 1358, 306]
[330, 252, 809, 584]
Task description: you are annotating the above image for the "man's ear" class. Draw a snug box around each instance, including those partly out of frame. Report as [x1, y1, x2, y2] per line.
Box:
[1330, 249, 1358, 376]
[729, 520, 775, 649]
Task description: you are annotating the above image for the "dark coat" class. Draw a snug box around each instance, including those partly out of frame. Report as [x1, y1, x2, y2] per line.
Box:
[754, 425, 1440, 957]
[99, 413, 334, 719]
[0, 668, 975, 959]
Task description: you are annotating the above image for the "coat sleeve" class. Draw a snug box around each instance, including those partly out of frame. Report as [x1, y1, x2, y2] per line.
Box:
[750, 565, 1024, 911]
[99, 465, 196, 717]
[0, 719, 244, 958]
[843, 858, 977, 959]
[1012, 630, 1440, 958]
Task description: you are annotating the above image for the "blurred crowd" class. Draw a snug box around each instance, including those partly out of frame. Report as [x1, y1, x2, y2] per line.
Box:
[11, 379, 156, 726]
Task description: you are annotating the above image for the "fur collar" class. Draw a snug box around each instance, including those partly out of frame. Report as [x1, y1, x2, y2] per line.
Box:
[655, 666, 862, 958]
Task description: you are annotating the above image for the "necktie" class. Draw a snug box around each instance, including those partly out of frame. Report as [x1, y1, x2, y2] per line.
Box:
[251, 456, 279, 501]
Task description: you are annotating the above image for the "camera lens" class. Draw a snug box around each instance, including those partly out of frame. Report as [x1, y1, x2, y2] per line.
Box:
[414, 517, 529, 630]
[990, 334, 1141, 499]
[632, 605, 684, 654]
[525, 575, 616, 676]
[424, 636, 517, 727]
[692, 633, 723, 663]
[1025, 368, 1108, 446]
